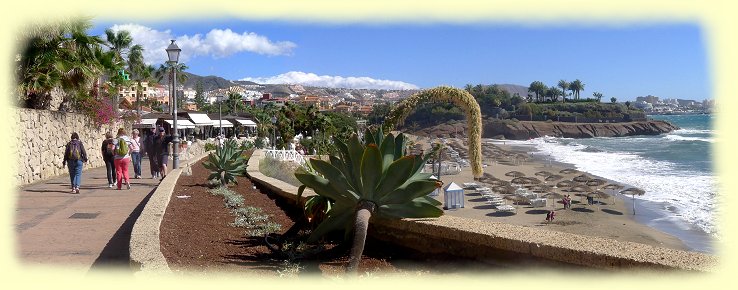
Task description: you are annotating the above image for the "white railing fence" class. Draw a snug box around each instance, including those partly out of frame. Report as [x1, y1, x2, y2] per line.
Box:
[264, 149, 308, 168]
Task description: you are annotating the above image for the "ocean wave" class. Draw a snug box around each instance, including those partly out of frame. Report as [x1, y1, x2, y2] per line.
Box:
[664, 134, 714, 143]
[521, 136, 717, 235]
[673, 129, 713, 135]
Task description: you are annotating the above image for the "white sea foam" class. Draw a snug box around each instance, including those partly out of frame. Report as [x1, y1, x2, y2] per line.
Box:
[673, 129, 713, 135]
[664, 134, 714, 143]
[518, 136, 717, 235]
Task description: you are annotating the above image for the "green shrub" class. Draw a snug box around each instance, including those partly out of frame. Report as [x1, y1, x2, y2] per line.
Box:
[254, 137, 265, 149]
[204, 142, 217, 151]
[203, 139, 248, 186]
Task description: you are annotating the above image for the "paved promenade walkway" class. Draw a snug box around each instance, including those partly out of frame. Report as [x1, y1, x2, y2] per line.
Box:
[15, 157, 162, 275]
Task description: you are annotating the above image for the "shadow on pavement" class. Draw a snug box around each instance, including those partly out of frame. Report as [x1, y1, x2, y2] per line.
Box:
[87, 186, 157, 275]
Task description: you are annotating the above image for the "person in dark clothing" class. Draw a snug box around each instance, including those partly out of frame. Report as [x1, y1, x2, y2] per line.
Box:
[101, 132, 116, 188]
[153, 127, 173, 181]
[143, 128, 160, 179]
[62, 132, 88, 194]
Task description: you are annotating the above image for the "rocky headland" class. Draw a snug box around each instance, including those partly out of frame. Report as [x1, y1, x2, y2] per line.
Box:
[412, 119, 680, 140]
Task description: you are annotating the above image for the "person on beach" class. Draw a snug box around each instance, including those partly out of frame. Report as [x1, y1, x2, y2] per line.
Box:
[143, 128, 160, 179]
[130, 129, 142, 179]
[154, 127, 173, 181]
[112, 128, 133, 190]
[101, 132, 116, 188]
[545, 210, 556, 223]
[62, 132, 87, 194]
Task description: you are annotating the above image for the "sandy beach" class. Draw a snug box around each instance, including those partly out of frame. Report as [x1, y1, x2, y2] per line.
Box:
[405, 134, 691, 252]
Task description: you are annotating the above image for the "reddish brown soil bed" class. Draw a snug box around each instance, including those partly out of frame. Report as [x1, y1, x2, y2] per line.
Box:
[160, 153, 536, 277]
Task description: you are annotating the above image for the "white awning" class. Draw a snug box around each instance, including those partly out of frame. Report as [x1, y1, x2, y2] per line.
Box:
[164, 119, 195, 129]
[133, 119, 158, 128]
[234, 119, 257, 127]
[211, 120, 233, 128]
[188, 113, 213, 126]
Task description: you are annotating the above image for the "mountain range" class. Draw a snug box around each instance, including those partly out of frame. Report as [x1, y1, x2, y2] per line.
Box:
[178, 72, 530, 99]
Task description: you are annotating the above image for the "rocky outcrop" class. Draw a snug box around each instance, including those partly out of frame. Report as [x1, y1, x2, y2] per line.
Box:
[412, 119, 679, 140]
[483, 119, 679, 140]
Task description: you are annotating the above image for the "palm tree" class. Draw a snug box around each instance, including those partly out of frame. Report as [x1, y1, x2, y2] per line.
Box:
[17, 18, 105, 110]
[557, 80, 569, 102]
[569, 79, 585, 100]
[528, 81, 547, 103]
[593, 91, 603, 102]
[546, 87, 562, 102]
[104, 28, 135, 109]
[154, 63, 189, 113]
[295, 127, 442, 274]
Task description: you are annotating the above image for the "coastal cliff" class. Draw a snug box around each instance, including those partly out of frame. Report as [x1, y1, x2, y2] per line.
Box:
[414, 119, 679, 140]
[483, 119, 680, 140]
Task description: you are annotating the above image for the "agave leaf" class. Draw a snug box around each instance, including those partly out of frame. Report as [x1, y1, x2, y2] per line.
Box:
[346, 135, 365, 190]
[310, 159, 359, 201]
[415, 195, 442, 206]
[360, 144, 382, 199]
[307, 204, 354, 242]
[295, 171, 354, 205]
[394, 133, 406, 159]
[374, 155, 415, 198]
[379, 133, 395, 172]
[296, 184, 307, 203]
[364, 127, 375, 146]
[380, 180, 438, 205]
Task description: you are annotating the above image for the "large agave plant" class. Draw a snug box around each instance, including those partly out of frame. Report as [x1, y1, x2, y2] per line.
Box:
[203, 139, 248, 186]
[295, 126, 443, 273]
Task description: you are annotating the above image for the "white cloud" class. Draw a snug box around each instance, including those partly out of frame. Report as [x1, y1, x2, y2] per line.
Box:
[109, 24, 296, 65]
[239, 71, 419, 90]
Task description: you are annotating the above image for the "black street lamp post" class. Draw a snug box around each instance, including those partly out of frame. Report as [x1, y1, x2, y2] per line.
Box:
[166, 40, 181, 169]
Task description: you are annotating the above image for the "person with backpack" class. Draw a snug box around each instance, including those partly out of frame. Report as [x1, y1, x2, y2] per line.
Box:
[112, 128, 133, 190]
[101, 132, 116, 188]
[130, 129, 142, 179]
[143, 127, 160, 179]
[153, 127, 173, 181]
[62, 132, 88, 194]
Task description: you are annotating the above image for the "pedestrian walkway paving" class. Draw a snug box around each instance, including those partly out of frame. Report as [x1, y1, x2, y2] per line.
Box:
[15, 157, 162, 275]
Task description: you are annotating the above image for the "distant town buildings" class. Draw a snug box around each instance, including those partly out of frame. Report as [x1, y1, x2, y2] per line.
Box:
[633, 94, 713, 114]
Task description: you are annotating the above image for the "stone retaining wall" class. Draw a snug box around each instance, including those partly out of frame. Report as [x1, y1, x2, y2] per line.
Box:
[245, 149, 717, 272]
[12, 108, 211, 186]
[12, 108, 132, 186]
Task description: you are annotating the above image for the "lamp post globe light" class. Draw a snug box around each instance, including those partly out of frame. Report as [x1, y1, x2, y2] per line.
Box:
[271, 116, 277, 150]
[166, 40, 181, 169]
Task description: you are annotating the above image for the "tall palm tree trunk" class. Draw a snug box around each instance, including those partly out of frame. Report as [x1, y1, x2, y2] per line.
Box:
[346, 200, 376, 274]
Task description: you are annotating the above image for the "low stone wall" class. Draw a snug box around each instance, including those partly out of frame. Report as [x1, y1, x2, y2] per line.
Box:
[12, 108, 211, 186]
[12, 108, 132, 186]
[245, 150, 717, 272]
[129, 151, 212, 276]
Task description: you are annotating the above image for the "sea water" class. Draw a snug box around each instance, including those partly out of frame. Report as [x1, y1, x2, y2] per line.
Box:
[504, 114, 716, 253]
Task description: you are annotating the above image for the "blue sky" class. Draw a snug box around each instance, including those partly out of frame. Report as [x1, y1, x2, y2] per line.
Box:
[91, 19, 710, 101]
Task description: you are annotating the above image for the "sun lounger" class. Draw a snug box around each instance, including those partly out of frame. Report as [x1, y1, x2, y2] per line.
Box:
[463, 182, 480, 189]
[496, 205, 516, 213]
[529, 198, 547, 207]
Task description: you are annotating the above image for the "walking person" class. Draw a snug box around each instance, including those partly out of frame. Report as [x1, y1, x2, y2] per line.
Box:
[101, 132, 116, 188]
[154, 127, 173, 181]
[62, 132, 87, 194]
[112, 128, 133, 190]
[143, 128, 160, 179]
[130, 129, 142, 179]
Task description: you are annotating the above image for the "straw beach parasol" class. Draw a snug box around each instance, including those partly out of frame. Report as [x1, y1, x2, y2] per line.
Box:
[505, 171, 525, 177]
[559, 168, 579, 175]
[511, 177, 533, 185]
[620, 188, 646, 215]
[556, 180, 576, 188]
[586, 179, 607, 187]
[493, 185, 516, 194]
[573, 174, 591, 183]
[545, 174, 564, 182]
[588, 191, 610, 209]
[535, 171, 554, 177]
